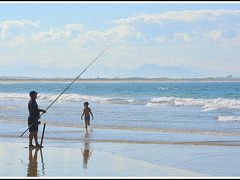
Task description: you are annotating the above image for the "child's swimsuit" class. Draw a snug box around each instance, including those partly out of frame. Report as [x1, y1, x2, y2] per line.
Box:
[85, 115, 90, 121]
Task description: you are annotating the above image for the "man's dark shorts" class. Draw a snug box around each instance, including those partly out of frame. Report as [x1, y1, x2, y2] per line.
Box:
[28, 117, 38, 132]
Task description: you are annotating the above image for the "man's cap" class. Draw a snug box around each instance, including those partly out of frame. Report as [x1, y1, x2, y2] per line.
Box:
[29, 91, 38, 96]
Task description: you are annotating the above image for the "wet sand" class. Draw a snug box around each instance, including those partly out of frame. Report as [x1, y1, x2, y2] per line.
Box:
[0, 140, 207, 177]
[1, 122, 240, 178]
[1, 126, 240, 177]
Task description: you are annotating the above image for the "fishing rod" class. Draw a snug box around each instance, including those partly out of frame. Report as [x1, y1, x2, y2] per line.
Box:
[20, 47, 109, 137]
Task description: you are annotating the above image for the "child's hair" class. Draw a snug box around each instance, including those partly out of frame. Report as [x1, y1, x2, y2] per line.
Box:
[84, 102, 89, 106]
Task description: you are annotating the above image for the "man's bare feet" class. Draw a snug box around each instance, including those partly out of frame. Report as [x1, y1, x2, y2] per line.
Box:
[29, 144, 35, 149]
[35, 144, 43, 148]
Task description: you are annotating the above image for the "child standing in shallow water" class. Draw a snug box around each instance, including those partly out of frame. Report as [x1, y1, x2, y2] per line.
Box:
[81, 102, 94, 132]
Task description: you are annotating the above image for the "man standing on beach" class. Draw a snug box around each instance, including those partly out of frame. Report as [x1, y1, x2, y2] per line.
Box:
[28, 91, 46, 148]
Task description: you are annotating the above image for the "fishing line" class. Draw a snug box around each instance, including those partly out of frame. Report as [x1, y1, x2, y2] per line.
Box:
[20, 47, 109, 137]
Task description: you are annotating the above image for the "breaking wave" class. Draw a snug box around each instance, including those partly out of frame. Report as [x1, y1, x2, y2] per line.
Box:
[147, 97, 240, 111]
[0, 93, 134, 104]
[218, 116, 240, 122]
[1, 93, 240, 111]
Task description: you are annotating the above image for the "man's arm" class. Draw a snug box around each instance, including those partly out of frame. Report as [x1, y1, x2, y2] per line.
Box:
[39, 109, 46, 113]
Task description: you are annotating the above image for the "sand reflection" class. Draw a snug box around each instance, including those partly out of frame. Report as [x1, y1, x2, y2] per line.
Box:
[81, 132, 93, 169]
[27, 148, 45, 177]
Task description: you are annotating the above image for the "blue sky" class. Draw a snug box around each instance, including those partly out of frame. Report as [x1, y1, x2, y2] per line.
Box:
[1, 2, 240, 77]
[1, 3, 240, 30]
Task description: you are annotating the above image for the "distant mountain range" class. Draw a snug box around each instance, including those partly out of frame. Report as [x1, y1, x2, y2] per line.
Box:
[0, 63, 232, 78]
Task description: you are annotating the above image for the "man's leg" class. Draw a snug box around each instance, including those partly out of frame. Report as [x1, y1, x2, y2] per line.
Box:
[29, 132, 35, 147]
[33, 131, 39, 145]
[34, 131, 43, 148]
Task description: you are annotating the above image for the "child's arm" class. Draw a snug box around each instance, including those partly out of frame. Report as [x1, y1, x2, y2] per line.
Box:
[90, 109, 94, 120]
[81, 109, 85, 120]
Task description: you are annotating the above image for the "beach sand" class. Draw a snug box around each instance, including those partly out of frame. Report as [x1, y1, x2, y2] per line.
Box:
[1, 124, 240, 178]
[0, 138, 207, 178]
[1, 127, 240, 177]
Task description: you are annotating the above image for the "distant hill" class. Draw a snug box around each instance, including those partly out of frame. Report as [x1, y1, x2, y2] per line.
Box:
[1, 63, 232, 79]
[128, 63, 204, 78]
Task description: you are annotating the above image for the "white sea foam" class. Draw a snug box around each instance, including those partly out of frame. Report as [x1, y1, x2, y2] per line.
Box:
[0, 93, 134, 104]
[147, 97, 240, 110]
[1, 93, 240, 110]
[0, 93, 28, 100]
[202, 108, 217, 112]
[158, 87, 169, 90]
[217, 116, 240, 122]
[158, 87, 178, 90]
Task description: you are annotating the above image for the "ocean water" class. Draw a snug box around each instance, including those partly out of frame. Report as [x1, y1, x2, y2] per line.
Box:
[1, 81, 240, 144]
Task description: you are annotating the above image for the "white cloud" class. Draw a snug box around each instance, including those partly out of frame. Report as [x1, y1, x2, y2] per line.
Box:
[174, 32, 192, 42]
[202, 30, 223, 42]
[1, 9, 240, 76]
[70, 24, 143, 47]
[105, 24, 143, 43]
[70, 30, 105, 47]
[32, 27, 62, 43]
[6, 36, 27, 47]
[32, 23, 84, 44]
[154, 36, 167, 43]
[108, 9, 240, 46]
[0, 20, 39, 39]
[2, 9, 240, 48]
[196, 27, 240, 44]
[63, 23, 84, 37]
[112, 9, 240, 25]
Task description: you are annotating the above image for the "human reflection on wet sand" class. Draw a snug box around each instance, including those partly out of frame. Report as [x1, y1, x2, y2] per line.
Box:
[27, 148, 45, 177]
[81, 132, 93, 169]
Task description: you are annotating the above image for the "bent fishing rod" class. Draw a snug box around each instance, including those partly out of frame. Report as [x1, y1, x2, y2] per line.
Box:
[20, 47, 108, 137]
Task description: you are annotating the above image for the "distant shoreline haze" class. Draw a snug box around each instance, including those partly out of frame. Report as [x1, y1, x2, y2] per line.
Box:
[1, 63, 237, 79]
[0, 76, 240, 83]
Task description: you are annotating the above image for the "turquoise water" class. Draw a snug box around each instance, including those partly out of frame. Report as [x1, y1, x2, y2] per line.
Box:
[1, 82, 240, 99]
[1, 82, 240, 140]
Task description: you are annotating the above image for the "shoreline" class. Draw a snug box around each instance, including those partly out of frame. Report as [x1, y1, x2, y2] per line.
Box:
[1, 78, 240, 83]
